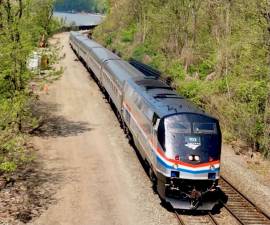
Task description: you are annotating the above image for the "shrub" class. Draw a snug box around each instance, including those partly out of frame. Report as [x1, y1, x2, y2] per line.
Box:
[167, 61, 186, 81]
[121, 24, 137, 43]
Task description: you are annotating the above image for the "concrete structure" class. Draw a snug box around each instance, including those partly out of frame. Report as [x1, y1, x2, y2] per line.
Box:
[54, 12, 104, 29]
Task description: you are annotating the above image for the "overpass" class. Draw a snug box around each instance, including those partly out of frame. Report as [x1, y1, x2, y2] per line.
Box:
[54, 12, 104, 30]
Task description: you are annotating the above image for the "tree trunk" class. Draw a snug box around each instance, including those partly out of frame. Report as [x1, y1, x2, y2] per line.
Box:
[263, 90, 270, 156]
[262, 1, 270, 157]
[225, 0, 231, 99]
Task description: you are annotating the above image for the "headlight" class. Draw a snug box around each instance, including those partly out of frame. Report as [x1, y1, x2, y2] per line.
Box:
[208, 173, 216, 180]
[171, 171, 180, 178]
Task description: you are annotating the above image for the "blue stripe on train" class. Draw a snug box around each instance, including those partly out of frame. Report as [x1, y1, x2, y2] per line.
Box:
[156, 156, 220, 174]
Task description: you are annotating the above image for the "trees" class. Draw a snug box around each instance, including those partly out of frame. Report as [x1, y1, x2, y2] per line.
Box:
[54, 0, 107, 13]
[94, 0, 270, 156]
[0, 0, 56, 172]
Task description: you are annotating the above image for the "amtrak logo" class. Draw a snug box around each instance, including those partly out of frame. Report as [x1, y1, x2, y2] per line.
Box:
[185, 143, 201, 150]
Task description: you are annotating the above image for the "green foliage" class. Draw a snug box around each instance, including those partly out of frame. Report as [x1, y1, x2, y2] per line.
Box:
[103, 34, 113, 46]
[121, 25, 136, 43]
[132, 42, 158, 62]
[232, 80, 267, 105]
[132, 44, 150, 61]
[94, 0, 270, 156]
[188, 59, 215, 80]
[167, 61, 186, 81]
[177, 80, 206, 106]
[0, 162, 17, 173]
[148, 53, 167, 70]
[0, 0, 57, 173]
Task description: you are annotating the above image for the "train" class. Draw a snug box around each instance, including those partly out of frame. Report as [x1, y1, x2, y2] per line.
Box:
[69, 31, 223, 210]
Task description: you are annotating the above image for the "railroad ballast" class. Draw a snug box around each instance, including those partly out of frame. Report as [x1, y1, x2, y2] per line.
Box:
[69, 31, 223, 210]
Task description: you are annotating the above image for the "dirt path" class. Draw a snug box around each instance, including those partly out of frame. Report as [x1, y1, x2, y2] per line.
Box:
[30, 33, 178, 225]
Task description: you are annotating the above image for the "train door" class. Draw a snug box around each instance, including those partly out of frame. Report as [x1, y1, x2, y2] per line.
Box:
[140, 104, 154, 161]
[151, 113, 160, 164]
[122, 83, 133, 131]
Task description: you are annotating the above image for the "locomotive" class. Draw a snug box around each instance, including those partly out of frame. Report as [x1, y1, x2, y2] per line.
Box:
[69, 31, 223, 210]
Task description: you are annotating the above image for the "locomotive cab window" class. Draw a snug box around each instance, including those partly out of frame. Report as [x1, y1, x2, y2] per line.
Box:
[152, 113, 160, 131]
[170, 122, 191, 133]
[193, 123, 217, 134]
[159, 118, 192, 153]
[143, 106, 153, 121]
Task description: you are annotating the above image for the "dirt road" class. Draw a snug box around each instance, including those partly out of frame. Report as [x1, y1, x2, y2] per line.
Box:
[30, 33, 178, 225]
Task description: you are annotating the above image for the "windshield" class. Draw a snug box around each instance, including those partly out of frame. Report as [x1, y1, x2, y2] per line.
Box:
[159, 115, 192, 155]
[169, 122, 191, 133]
[157, 114, 221, 163]
[193, 123, 217, 134]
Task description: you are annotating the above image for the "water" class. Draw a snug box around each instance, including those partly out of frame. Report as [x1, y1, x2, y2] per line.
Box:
[54, 12, 104, 26]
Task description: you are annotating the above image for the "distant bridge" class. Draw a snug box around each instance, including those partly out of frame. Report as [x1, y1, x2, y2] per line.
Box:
[54, 12, 104, 30]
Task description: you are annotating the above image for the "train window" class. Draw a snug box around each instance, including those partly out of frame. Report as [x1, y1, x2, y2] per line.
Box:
[136, 97, 143, 109]
[152, 113, 159, 125]
[157, 119, 165, 151]
[152, 113, 160, 131]
[126, 86, 133, 98]
[110, 80, 113, 88]
[143, 106, 153, 121]
[132, 93, 140, 108]
[169, 123, 191, 133]
[193, 123, 217, 134]
[130, 91, 140, 109]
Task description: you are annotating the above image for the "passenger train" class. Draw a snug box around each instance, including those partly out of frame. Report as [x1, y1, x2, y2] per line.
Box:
[69, 31, 223, 210]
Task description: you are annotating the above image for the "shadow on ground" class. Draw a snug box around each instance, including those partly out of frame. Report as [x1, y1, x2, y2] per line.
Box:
[0, 160, 63, 224]
[30, 101, 92, 138]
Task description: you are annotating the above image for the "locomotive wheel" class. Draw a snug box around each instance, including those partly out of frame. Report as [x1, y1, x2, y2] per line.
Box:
[117, 112, 123, 128]
[149, 167, 157, 192]
[107, 96, 111, 104]
[123, 123, 128, 134]
[122, 122, 133, 143]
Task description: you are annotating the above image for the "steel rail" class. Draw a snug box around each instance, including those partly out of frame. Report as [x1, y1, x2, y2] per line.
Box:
[174, 211, 185, 225]
[220, 176, 270, 225]
[174, 211, 219, 225]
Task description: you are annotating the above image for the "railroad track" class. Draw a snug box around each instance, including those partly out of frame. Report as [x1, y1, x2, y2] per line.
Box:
[220, 176, 270, 225]
[175, 212, 218, 225]
[174, 177, 270, 225]
[174, 176, 270, 225]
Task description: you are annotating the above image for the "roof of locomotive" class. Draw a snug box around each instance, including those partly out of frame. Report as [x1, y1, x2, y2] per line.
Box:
[131, 77, 214, 119]
[103, 60, 146, 86]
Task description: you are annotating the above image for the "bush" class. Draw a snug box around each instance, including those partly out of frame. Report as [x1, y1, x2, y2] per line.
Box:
[121, 24, 137, 43]
[105, 34, 114, 46]
[177, 80, 203, 105]
[188, 59, 215, 80]
[132, 44, 150, 61]
[0, 133, 29, 173]
[167, 61, 186, 81]
[0, 162, 17, 173]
